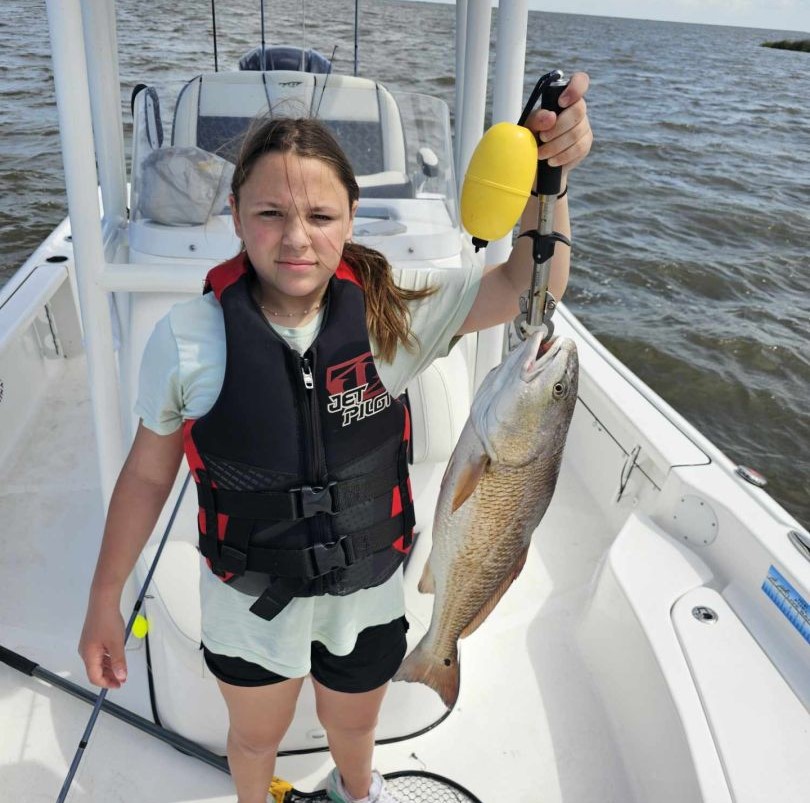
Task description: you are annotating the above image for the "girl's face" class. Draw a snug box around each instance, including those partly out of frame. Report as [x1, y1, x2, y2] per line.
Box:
[231, 151, 356, 303]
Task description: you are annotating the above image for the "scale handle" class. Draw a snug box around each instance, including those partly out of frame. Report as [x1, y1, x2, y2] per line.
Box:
[536, 79, 569, 197]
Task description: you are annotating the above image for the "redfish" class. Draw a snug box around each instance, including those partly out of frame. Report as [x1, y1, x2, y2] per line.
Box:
[394, 333, 578, 707]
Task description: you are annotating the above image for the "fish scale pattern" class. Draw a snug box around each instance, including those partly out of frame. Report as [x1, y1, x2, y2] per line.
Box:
[431, 459, 554, 660]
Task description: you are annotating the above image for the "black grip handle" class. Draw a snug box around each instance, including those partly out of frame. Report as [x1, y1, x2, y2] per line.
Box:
[0, 644, 39, 676]
[536, 79, 569, 196]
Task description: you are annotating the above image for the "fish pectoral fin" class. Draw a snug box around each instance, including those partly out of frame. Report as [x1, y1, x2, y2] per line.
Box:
[459, 547, 530, 639]
[418, 559, 436, 594]
[451, 453, 491, 513]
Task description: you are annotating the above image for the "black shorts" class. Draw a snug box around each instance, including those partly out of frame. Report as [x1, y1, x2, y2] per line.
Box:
[202, 616, 409, 694]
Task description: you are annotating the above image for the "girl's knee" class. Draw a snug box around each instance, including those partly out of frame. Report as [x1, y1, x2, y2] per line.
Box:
[218, 676, 303, 754]
[314, 681, 388, 734]
[228, 725, 284, 758]
[317, 705, 379, 736]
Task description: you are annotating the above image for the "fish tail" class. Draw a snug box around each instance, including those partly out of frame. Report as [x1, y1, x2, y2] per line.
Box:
[393, 641, 460, 709]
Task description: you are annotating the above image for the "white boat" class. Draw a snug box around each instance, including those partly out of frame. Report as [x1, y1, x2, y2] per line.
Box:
[2, 2, 809, 801]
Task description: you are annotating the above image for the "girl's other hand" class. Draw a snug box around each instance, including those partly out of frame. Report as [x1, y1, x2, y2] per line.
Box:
[78, 599, 128, 689]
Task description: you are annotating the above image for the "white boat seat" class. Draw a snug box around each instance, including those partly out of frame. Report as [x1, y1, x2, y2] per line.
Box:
[171, 71, 316, 161]
[170, 70, 411, 197]
[406, 347, 470, 465]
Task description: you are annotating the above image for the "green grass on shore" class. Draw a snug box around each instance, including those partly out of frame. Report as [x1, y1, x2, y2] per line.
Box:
[762, 39, 810, 52]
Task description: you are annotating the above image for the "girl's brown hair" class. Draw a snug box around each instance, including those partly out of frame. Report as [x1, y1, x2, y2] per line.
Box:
[231, 116, 435, 363]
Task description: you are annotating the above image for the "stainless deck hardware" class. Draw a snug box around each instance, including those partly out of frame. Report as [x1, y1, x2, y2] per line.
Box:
[788, 530, 810, 563]
[735, 465, 767, 488]
[692, 606, 718, 624]
[616, 445, 641, 502]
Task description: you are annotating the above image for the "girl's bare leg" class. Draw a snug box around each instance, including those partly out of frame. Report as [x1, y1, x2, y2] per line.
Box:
[314, 679, 389, 800]
[216, 676, 305, 803]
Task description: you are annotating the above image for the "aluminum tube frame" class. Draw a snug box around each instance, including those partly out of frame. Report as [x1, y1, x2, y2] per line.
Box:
[491, 0, 529, 128]
[487, 0, 529, 270]
[487, 0, 529, 264]
[81, 0, 128, 231]
[456, 0, 491, 187]
[471, 1, 530, 390]
[46, 0, 126, 509]
[454, 1, 498, 392]
[454, 0, 468, 174]
[81, 1, 131, 443]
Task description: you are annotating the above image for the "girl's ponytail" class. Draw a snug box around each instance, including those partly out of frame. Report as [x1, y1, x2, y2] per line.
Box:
[342, 241, 435, 363]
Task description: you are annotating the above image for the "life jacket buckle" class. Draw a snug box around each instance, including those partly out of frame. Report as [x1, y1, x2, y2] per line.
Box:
[295, 483, 337, 518]
[309, 538, 352, 577]
[219, 545, 248, 575]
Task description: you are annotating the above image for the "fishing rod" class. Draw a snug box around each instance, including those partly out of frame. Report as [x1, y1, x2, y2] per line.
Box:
[0, 644, 484, 802]
[1, 639, 296, 802]
[314, 45, 339, 118]
[53, 471, 192, 802]
[1, 642, 229, 771]
[301, 0, 308, 70]
[261, 0, 267, 71]
[354, 0, 360, 76]
[211, 0, 219, 72]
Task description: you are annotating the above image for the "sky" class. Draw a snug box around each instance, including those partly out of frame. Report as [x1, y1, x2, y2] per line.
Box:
[531, 0, 810, 32]
[416, 1, 810, 33]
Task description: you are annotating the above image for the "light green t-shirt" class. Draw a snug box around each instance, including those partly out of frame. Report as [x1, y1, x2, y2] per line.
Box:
[134, 263, 482, 677]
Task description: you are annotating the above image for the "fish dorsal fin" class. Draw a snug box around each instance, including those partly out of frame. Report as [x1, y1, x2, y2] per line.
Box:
[459, 547, 530, 639]
[451, 452, 491, 513]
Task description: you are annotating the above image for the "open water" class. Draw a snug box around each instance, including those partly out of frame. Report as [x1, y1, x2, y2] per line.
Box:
[1, 1, 808, 527]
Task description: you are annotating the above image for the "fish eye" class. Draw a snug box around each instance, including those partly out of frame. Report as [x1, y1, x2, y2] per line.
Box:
[553, 382, 567, 399]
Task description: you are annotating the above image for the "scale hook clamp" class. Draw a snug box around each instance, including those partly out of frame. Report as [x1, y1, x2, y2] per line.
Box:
[518, 229, 572, 263]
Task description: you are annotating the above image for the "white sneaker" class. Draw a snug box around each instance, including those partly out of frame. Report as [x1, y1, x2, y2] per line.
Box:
[325, 768, 399, 803]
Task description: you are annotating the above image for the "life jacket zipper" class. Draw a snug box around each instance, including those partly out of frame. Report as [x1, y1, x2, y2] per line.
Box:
[249, 285, 331, 544]
[301, 357, 314, 389]
[297, 352, 330, 558]
[299, 352, 326, 483]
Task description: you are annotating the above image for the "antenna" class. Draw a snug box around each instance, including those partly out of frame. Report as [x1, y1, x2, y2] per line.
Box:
[315, 45, 338, 118]
[354, 0, 359, 76]
[260, 0, 267, 71]
[301, 0, 307, 70]
[211, 0, 218, 71]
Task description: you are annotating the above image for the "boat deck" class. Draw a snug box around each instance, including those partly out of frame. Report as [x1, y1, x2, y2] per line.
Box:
[0, 352, 633, 802]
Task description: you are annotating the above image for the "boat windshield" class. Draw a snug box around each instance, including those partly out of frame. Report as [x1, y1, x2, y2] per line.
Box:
[391, 91, 458, 227]
[129, 82, 458, 231]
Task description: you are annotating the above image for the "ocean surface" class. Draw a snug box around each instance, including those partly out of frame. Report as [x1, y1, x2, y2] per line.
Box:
[1, 1, 808, 528]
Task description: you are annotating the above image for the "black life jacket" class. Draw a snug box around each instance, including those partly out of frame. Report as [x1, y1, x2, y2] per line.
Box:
[183, 253, 415, 621]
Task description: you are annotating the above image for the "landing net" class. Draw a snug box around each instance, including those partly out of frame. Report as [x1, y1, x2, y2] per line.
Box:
[284, 771, 482, 802]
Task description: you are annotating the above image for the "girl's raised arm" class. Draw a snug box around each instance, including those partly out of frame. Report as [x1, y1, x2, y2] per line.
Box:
[457, 72, 592, 336]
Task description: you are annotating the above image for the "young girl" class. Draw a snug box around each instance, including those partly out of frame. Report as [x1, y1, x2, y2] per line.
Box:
[79, 74, 592, 803]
